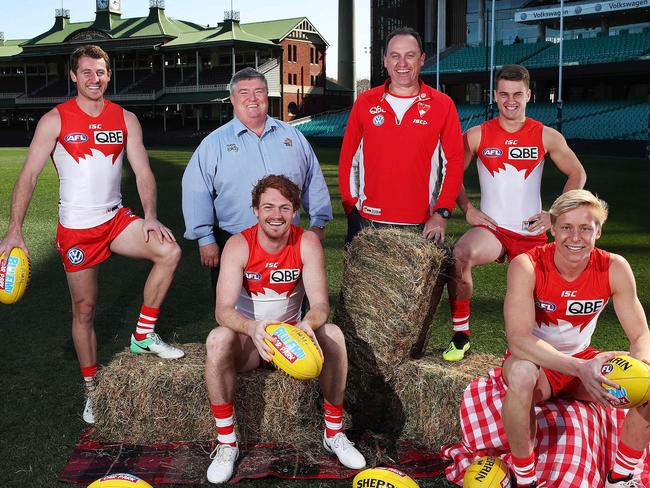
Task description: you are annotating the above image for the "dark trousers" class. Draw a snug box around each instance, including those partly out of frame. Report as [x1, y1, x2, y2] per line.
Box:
[210, 226, 234, 305]
[344, 208, 424, 247]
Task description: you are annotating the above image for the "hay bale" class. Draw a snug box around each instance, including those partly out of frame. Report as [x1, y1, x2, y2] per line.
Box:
[335, 227, 450, 381]
[91, 343, 322, 445]
[393, 353, 502, 450]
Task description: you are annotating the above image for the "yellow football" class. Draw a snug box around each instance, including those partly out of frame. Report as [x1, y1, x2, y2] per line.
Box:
[264, 322, 322, 380]
[352, 467, 420, 488]
[601, 355, 650, 408]
[0, 247, 31, 305]
[87, 473, 152, 488]
[464, 456, 511, 487]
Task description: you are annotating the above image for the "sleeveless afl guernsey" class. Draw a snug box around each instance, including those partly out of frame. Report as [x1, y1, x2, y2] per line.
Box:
[528, 243, 611, 355]
[477, 117, 546, 236]
[53, 99, 127, 229]
[236, 224, 305, 323]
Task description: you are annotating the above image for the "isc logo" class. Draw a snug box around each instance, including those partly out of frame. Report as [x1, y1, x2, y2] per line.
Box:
[566, 299, 605, 315]
[94, 130, 123, 145]
[508, 146, 539, 160]
[270, 268, 300, 284]
[64, 132, 88, 143]
[482, 147, 503, 158]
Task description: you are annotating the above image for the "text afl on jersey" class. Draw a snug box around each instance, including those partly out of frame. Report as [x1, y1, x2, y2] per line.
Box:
[566, 299, 605, 316]
[270, 268, 301, 284]
[64, 132, 89, 144]
[94, 130, 124, 145]
[508, 146, 539, 160]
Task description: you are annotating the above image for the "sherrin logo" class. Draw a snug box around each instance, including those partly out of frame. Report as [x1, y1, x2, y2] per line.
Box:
[64, 132, 89, 143]
[94, 130, 123, 145]
[482, 147, 503, 158]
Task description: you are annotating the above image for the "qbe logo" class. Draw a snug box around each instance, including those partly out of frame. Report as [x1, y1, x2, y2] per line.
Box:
[64, 132, 88, 144]
[482, 147, 503, 158]
[508, 146, 538, 160]
[94, 130, 123, 145]
[270, 268, 300, 284]
[67, 248, 85, 266]
[566, 299, 604, 316]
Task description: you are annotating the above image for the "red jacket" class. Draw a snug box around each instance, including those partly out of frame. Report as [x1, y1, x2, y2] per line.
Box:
[338, 79, 464, 224]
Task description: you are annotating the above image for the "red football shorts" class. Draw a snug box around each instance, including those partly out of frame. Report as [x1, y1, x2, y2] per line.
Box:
[504, 346, 600, 398]
[478, 224, 547, 262]
[56, 207, 140, 272]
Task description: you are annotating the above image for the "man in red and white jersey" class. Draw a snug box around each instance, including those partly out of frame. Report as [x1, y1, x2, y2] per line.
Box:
[0, 45, 183, 424]
[338, 27, 464, 245]
[443, 64, 586, 362]
[204, 175, 365, 484]
[502, 189, 650, 488]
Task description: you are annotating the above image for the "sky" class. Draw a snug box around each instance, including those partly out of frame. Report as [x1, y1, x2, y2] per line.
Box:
[2, 0, 371, 79]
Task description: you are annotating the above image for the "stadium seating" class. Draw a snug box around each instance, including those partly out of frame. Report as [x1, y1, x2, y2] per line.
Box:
[294, 101, 648, 141]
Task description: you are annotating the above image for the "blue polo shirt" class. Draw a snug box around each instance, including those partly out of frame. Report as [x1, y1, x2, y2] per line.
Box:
[182, 115, 332, 246]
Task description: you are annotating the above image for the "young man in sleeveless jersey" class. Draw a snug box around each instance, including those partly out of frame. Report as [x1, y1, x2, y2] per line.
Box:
[502, 190, 650, 487]
[0, 45, 183, 424]
[204, 175, 365, 484]
[443, 64, 586, 362]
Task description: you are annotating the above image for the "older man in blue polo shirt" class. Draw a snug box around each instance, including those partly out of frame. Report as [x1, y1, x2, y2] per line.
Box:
[182, 67, 332, 297]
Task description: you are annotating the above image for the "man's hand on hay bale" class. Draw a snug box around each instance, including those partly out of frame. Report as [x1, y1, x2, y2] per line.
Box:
[423, 213, 447, 243]
[248, 319, 275, 361]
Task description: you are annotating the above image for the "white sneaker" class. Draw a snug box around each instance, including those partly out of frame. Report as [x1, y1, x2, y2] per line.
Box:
[323, 432, 366, 470]
[605, 472, 638, 487]
[83, 397, 95, 424]
[207, 444, 239, 484]
[130, 333, 185, 359]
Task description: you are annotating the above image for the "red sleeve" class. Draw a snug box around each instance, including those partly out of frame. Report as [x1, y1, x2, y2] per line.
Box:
[338, 99, 363, 215]
[432, 98, 464, 213]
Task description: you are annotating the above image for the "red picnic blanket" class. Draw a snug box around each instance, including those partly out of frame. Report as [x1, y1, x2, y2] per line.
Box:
[441, 368, 650, 487]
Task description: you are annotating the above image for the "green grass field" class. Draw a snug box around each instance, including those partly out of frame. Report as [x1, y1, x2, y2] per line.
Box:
[1, 146, 648, 487]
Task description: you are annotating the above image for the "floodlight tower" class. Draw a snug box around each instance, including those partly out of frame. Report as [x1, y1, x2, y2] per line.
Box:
[338, 0, 356, 96]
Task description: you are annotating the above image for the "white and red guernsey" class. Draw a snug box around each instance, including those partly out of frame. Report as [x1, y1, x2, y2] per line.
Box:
[477, 117, 546, 236]
[53, 98, 127, 229]
[236, 224, 305, 324]
[338, 80, 464, 224]
[528, 243, 611, 355]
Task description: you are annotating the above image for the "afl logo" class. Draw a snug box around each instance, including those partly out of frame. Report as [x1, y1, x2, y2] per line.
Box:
[535, 300, 556, 312]
[372, 114, 385, 127]
[482, 147, 503, 158]
[601, 364, 614, 375]
[67, 248, 85, 266]
[64, 132, 88, 144]
[244, 271, 262, 282]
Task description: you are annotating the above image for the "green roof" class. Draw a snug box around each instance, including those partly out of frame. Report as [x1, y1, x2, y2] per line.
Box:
[163, 20, 275, 49]
[243, 17, 306, 41]
[0, 40, 27, 59]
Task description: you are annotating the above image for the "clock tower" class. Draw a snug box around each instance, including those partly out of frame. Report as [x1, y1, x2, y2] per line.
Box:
[94, 0, 122, 31]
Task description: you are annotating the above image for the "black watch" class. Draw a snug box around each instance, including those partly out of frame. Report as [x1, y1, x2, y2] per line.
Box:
[435, 208, 452, 219]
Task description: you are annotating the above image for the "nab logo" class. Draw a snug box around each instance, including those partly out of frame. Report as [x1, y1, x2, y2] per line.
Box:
[369, 105, 386, 114]
[508, 146, 539, 160]
[270, 268, 300, 284]
[535, 300, 556, 312]
[566, 299, 605, 316]
[482, 147, 503, 158]
[244, 271, 261, 282]
[94, 130, 123, 145]
[67, 247, 85, 266]
[64, 132, 88, 144]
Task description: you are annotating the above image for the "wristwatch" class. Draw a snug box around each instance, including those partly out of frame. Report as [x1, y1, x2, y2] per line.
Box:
[435, 208, 452, 219]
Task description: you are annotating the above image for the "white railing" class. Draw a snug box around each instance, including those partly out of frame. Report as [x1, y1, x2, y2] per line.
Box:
[0, 92, 22, 99]
[107, 92, 156, 101]
[161, 84, 229, 94]
[16, 96, 68, 104]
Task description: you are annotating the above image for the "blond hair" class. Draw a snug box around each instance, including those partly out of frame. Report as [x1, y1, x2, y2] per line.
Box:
[549, 189, 608, 227]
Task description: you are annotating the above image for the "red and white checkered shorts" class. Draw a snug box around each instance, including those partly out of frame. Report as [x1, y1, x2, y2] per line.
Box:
[56, 207, 139, 272]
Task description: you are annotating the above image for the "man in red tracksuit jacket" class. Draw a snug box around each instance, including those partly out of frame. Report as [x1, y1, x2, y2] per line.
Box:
[338, 27, 464, 245]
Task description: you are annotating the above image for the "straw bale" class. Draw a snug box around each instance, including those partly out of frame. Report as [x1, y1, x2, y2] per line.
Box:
[91, 343, 322, 445]
[392, 353, 502, 450]
[335, 227, 451, 381]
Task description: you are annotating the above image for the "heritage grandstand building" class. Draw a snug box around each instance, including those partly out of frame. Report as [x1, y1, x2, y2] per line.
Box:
[0, 0, 352, 143]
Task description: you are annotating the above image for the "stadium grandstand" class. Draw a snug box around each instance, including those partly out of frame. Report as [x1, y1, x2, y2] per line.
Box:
[0, 0, 352, 145]
[293, 0, 650, 154]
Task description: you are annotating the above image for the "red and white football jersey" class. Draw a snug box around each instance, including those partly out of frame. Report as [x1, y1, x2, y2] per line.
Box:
[477, 117, 546, 235]
[529, 243, 611, 355]
[236, 224, 305, 323]
[53, 98, 128, 229]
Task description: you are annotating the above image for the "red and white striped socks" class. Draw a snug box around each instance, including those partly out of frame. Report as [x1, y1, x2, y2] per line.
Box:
[81, 363, 98, 392]
[324, 401, 343, 438]
[451, 299, 470, 335]
[134, 305, 159, 341]
[211, 402, 237, 446]
[611, 440, 643, 481]
[512, 451, 537, 486]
